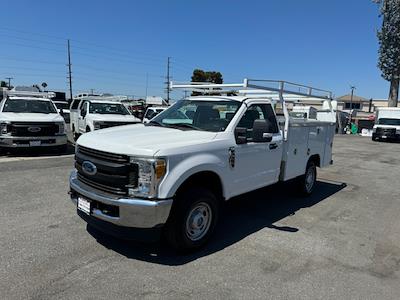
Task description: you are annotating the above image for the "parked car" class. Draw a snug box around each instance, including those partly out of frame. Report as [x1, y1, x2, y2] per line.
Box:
[372, 107, 400, 142]
[70, 99, 141, 141]
[69, 79, 336, 252]
[0, 91, 67, 152]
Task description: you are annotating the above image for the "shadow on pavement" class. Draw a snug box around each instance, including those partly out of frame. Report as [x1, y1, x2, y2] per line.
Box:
[87, 179, 346, 266]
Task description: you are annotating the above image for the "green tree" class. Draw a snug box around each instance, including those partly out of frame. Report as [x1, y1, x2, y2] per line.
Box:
[191, 69, 223, 84]
[0, 81, 7, 88]
[191, 69, 223, 95]
[374, 0, 400, 107]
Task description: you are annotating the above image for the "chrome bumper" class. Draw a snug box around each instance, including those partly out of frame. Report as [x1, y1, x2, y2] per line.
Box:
[0, 134, 67, 148]
[69, 170, 173, 229]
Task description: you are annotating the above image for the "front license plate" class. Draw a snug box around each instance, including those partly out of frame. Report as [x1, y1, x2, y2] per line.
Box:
[382, 135, 387, 139]
[29, 141, 41, 146]
[77, 197, 91, 215]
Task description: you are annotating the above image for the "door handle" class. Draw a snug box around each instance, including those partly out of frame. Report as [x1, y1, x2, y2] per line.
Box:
[269, 143, 278, 150]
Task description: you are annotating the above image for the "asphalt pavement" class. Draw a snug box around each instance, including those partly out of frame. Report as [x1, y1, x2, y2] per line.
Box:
[0, 135, 400, 299]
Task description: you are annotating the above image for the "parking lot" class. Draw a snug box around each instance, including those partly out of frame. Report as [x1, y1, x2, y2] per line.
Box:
[0, 135, 400, 299]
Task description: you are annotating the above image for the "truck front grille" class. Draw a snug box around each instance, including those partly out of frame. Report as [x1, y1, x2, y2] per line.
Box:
[8, 122, 59, 137]
[376, 127, 396, 136]
[75, 145, 138, 196]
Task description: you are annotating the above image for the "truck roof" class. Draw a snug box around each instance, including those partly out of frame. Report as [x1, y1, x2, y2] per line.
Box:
[87, 100, 125, 105]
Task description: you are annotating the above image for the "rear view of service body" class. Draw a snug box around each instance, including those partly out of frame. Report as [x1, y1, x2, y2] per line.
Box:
[0, 90, 67, 151]
[69, 79, 336, 252]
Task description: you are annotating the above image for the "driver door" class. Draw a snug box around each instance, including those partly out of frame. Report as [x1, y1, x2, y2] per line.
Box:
[78, 101, 88, 133]
[228, 102, 283, 197]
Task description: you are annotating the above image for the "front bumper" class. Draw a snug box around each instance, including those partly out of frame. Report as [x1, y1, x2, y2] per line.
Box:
[69, 170, 173, 240]
[0, 134, 67, 148]
[372, 132, 400, 141]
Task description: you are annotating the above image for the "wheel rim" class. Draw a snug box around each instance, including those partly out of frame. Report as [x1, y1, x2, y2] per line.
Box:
[305, 166, 315, 193]
[185, 202, 212, 241]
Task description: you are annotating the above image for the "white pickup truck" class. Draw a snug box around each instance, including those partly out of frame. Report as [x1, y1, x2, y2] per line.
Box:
[0, 91, 67, 151]
[70, 98, 141, 140]
[372, 107, 400, 142]
[69, 79, 335, 252]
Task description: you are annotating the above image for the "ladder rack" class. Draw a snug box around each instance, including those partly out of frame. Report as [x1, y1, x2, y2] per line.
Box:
[4, 90, 56, 99]
[170, 78, 334, 141]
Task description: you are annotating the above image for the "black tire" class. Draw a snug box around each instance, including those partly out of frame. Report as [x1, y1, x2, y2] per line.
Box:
[164, 187, 219, 252]
[372, 134, 378, 142]
[297, 160, 317, 196]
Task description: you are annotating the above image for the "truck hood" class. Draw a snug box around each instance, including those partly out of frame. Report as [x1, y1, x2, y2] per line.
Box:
[77, 124, 218, 156]
[88, 114, 140, 123]
[0, 112, 64, 122]
[374, 124, 400, 130]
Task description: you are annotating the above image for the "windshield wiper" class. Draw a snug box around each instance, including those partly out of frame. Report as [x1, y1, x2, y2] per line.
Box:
[167, 123, 201, 130]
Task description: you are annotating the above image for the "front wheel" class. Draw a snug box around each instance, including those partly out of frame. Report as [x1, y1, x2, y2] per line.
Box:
[164, 187, 219, 252]
[297, 161, 317, 196]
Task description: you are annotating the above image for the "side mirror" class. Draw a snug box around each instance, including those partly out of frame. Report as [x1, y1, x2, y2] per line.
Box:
[60, 108, 64, 115]
[235, 127, 247, 144]
[252, 119, 273, 143]
[80, 110, 86, 117]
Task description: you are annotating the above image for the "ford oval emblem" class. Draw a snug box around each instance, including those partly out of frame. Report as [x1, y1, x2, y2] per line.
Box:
[82, 161, 97, 176]
[27, 126, 41, 133]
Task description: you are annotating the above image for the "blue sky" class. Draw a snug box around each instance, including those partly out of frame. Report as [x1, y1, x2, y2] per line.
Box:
[0, 0, 387, 100]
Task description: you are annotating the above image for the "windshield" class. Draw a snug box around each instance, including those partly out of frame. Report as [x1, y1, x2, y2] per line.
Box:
[378, 118, 400, 126]
[89, 103, 130, 115]
[149, 100, 241, 132]
[2, 99, 57, 114]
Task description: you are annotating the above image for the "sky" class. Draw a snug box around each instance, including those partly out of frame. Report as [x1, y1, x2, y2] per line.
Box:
[0, 0, 388, 100]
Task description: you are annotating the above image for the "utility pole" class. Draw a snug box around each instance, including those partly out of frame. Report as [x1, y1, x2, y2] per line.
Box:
[165, 57, 171, 104]
[67, 39, 73, 101]
[5, 77, 13, 89]
[90, 88, 94, 95]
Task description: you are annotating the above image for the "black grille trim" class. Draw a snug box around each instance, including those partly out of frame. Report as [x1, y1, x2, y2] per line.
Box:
[77, 145, 129, 163]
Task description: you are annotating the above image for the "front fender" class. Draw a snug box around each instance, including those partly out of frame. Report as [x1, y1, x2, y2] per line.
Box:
[158, 153, 227, 199]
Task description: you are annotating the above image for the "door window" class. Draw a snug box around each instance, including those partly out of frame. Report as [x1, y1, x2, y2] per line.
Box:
[237, 104, 279, 138]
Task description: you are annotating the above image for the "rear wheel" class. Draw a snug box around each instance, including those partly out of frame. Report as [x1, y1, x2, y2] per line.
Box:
[297, 160, 317, 196]
[164, 187, 219, 252]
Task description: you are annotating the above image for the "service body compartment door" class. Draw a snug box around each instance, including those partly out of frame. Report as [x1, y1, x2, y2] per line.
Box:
[282, 125, 309, 181]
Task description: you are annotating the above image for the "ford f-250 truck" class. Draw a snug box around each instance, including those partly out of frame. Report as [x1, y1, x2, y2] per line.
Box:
[0, 90, 67, 152]
[372, 107, 400, 142]
[70, 96, 141, 141]
[69, 79, 335, 252]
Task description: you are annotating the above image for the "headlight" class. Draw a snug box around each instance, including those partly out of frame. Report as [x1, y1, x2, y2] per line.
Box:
[373, 127, 377, 133]
[93, 121, 101, 130]
[128, 157, 167, 198]
[56, 122, 66, 135]
[0, 121, 10, 135]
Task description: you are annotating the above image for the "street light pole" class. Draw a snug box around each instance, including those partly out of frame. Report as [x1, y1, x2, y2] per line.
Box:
[349, 86, 356, 127]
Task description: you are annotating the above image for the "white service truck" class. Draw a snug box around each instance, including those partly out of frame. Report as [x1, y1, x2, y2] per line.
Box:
[69, 79, 335, 252]
[70, 98, 141, 140]
[0, 91, 67, 151]
[372, 107, 400, 142]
